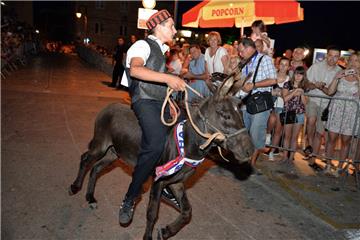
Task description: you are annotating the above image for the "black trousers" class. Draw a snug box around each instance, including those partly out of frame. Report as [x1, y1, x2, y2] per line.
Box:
[111, 62, 124, 87]
[125, 99, 170, 200]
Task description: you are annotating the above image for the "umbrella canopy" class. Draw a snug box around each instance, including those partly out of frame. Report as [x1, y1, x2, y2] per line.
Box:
[182, 0, 304, 30]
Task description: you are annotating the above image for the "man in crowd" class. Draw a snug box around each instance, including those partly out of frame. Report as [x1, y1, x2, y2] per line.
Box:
[237, 38, 277, 171]
[110, 36, 127, 89]
[118, 10, 186, 226]
[305, 46, 341, 170]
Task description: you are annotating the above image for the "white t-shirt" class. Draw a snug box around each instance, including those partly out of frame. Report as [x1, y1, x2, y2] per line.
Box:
[307, 60, 342, 106]
[204, 46, 228, 74]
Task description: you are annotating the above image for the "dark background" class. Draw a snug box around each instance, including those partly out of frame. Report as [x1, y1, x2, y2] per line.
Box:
[29, 1, 359, 59]
[177, 1, 359, 57]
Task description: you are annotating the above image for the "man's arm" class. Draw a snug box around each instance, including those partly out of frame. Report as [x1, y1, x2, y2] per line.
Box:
[129, 57, 185, 91]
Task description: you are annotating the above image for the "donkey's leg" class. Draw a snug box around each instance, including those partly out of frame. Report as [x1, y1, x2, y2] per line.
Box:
[69, 141, 109, 195]
[143, 181, 163, 240]
[85, 147, 118, 209]
[158, 182, 191, 240]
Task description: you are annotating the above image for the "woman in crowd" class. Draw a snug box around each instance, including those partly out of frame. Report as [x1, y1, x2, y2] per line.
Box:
[204, 31, 230, 75]
[182, 44, 211, 103]
[281, 66, 308, 166]
[323, 53, 360, 176]
[266, 57, 290, 160]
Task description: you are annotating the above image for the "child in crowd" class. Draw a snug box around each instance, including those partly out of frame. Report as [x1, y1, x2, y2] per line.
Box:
[266, 57, 290, 160]
[250, 20, 273, 56]
[166, 49, 182, 76]
[281, 66, 308, 167]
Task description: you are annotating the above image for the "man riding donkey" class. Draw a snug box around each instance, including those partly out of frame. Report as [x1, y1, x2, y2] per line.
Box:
[119, 10, 186, 226]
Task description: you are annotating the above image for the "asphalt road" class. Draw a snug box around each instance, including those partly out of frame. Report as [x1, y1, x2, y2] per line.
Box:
[2, 53, 359, 240]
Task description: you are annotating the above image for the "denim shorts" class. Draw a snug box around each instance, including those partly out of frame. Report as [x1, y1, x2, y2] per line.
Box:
[242, 109, 271, 149]
[296, 113, 305, 124]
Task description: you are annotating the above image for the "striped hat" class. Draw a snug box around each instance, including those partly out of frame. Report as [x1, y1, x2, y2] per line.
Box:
[146, 10, 172, 31]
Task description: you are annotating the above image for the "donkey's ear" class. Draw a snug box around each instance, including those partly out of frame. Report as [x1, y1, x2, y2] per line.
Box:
[228, 72, 252, 96]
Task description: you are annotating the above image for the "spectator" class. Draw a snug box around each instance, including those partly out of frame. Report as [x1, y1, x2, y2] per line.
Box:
[166, 48, 182, 76]
[204, 31, 230, 75]
[182, 44, 211, 103]
[232, 40, 239, 56]
[323, 53, 360, 176]
[250, 20, 272, 56]
[305, 46, 342, 168]
[255, 39, 264, 54]
[266, 57, 290, 160]
[118, 10, 186, 226]
[281, 66, 308, 166]
[109, 36, 127, 89]
[238, 38, 277, 170]
[289, 47, 308, 77]
[128, 34, 137, 48]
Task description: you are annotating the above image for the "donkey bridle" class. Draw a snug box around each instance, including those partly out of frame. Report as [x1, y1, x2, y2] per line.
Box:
[196, 107, 247, 144]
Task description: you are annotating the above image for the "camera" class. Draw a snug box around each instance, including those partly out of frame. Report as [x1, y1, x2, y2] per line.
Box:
[344, 69, 356, 76]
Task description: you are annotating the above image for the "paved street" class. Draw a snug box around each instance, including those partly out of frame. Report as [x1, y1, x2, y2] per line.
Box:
[2, 53, 359, 240]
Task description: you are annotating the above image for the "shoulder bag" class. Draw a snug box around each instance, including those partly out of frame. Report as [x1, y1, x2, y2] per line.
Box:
[244, 56, 274, 114]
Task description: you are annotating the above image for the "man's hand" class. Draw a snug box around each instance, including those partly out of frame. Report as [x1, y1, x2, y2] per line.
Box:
[166, 75, 186, 91]
[243, 82, 254, 93]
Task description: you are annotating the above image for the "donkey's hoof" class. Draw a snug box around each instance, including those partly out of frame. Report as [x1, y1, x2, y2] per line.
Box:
[88, 202, 98, 210]
[68, 185, 79, 196]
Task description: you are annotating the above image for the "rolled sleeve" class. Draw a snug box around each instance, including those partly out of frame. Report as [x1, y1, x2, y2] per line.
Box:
[126, 40, 150, 68]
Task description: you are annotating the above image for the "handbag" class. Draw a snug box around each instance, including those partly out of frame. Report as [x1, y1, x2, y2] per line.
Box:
[321, 101, 331, 121]
[280, 110, 297, 125]
[245, 56, 274, 114]
[246, 91, 274, 114]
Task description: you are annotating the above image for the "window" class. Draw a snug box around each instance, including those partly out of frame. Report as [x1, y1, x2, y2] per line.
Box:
[95, 1, 104, 9]
[95, 22, 105, 34]
[119, 25, 127, 36]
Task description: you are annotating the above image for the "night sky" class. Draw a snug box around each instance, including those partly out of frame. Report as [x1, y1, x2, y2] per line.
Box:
[177, 1, 360, 58]
[30, 1, 360, 60]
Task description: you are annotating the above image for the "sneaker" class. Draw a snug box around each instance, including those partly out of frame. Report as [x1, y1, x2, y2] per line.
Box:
[161, 187, 181, 211]
[303, 145, 313, 156]
[119, 197, 135, 226]
[268, 152, 275, 161]
[265, 134, 272, 145]
[273, 148, 280, 155]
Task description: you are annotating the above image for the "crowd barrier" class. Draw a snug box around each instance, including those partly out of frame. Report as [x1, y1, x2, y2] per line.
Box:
[75, 45, 113, 77]
[267, 93, 360, 188]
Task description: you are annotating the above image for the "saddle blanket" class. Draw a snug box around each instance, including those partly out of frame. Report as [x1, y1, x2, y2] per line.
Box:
[155, 120, 204, 181]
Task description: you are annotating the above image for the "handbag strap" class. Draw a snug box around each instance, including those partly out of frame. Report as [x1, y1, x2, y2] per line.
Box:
[248, 55, 265, 96]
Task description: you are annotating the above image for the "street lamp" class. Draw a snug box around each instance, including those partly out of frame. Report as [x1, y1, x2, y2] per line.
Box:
[76, 6, 88, 44]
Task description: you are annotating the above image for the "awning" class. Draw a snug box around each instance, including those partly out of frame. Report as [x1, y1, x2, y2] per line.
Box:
[182, 0, 304, 28]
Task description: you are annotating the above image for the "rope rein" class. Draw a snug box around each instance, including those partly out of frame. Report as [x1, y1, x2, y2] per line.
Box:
[161, 83, 226, 150]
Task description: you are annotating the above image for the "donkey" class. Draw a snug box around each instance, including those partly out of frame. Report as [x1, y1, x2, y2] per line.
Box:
[69, 68, 255, 239]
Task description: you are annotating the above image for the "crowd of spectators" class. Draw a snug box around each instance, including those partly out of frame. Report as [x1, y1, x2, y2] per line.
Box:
[70, 19, 360, 178]
[152, 20, 360, 178]
[1, 13, 40, 78]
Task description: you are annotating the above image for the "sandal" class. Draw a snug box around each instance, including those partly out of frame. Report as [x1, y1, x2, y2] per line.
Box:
[303, 145, 313, 156]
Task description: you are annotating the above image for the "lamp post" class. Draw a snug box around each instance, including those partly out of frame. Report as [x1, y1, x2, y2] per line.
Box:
[76, 7, 88, 44]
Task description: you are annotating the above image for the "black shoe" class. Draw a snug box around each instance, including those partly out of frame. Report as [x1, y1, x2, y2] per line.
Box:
[161, 187, 181, 211]
[303, 145, 313, 156]
[109, 83, 116, 88]
[119, 197, 135, 226]
[308, 163, 322, 172]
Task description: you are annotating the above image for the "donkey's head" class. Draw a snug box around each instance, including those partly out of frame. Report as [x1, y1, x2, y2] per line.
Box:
[196, 72, 254, 163]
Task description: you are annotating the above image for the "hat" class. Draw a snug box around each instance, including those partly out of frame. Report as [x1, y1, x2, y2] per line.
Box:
[146, 10, 172, 31]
